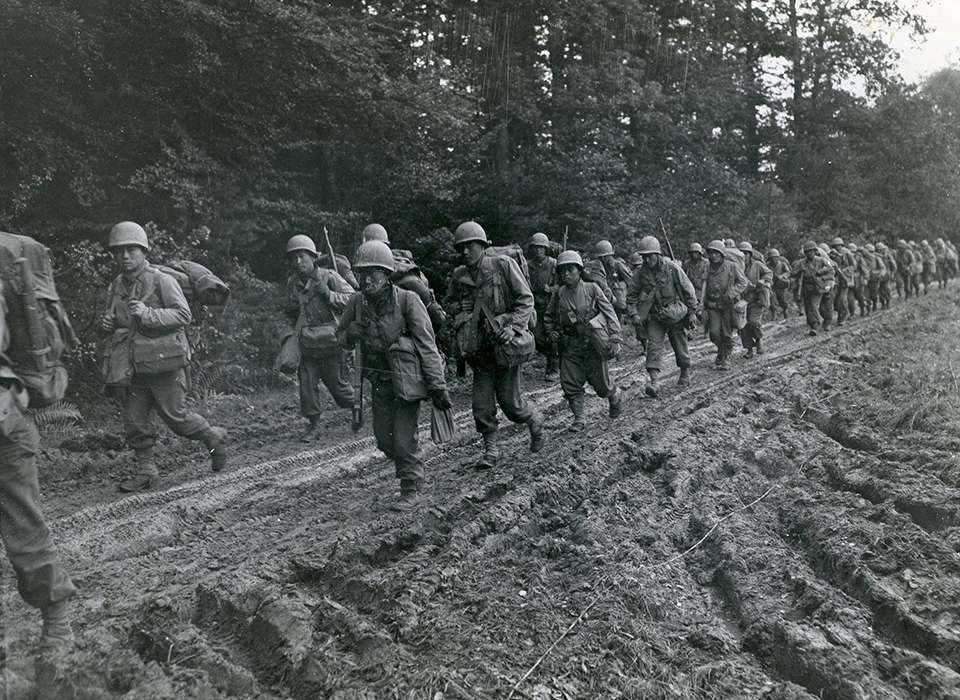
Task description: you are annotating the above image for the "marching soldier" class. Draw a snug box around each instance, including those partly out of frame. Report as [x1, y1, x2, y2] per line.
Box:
[920, 240, 937, 294]
[862, 243, 886, 313]
[702, 240, 748, 370]
[445, 222, 544, 470]
[877, 242, 897, 307]
[102, 222, 228, 492]
[683, 242, 709, 305]
[828, 237, 855, 326]
[544, 251, 623, 431]
[527, 232, 560, 381]
[766, 248, 793, 320]
[738, 242, 772, 357]
[337, 241, 450, 507]
[797, 240, 836, 336]
[846, 243, 869, 317]
[284, 234, 356, 441]
[627, 236, 699, 392]
[594, 240, 634, 322]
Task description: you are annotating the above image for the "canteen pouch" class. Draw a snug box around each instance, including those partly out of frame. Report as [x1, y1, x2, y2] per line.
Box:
[275, 332, 301, 374]
[387, 336, 428, 401]
[659, 299, 688, 324]
[132, 332, 188, 375]
[299, 322, 339, 356]
[733, 299, 748, 330]
[492, 312, 536, 368]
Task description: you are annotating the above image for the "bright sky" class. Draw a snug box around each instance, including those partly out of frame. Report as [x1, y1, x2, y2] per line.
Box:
[887, 0, 960, 83]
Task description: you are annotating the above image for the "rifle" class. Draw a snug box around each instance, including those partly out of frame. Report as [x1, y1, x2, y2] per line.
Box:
[658, 217, 675, 260]
[15, 258, 50, 370]
[323, 227, 364, 432]
[562, 225, 569, 252]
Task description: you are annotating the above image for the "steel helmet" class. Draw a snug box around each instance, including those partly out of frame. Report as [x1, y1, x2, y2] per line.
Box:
[706, 239, 726, 254]
[637, 236, 662, 255]
[353, 241, 396, 272]
[897, 239, 908, 247]
[819, 242, 831, 253]
[831, 236, 844, 247]
[802, 240, 818, 253]
[362, 223, 389, 244]
[109, 221, 150, 250]
[847, 242, 858, 252]
[767, 248, 780, 258]
[877, 242, 888, 249]
[738, 241, 753, 253]
[528, 232, 550, 248]
[556, 250, 584, 268]
[865, 243, 876, 252]
[286, 234, 318, 257]
[724, 238, 736, 248]
[628, 251, 643, 266]
[688, 242, 704, 254]
[454, 221, 489, 247]
[595, 240, 615, 257]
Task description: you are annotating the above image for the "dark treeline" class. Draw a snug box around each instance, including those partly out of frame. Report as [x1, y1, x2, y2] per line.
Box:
[3, 0, 959, 285]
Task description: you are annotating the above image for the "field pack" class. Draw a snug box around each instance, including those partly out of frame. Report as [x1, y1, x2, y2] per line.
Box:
[154, 260, 230, 308]
[0, 231, 77, 408]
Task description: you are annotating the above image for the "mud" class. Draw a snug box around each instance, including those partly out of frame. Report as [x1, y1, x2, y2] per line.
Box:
[5, 289, 960, 698]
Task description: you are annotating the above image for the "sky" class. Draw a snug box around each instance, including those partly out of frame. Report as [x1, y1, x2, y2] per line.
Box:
[887, 0, 960, 83]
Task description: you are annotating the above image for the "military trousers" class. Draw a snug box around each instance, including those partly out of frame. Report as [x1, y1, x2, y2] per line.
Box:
[849, 285, 865, 315]
[923, 263, 934, 291]
[469, 357, 533, 435]
[706, 307, 735, 354]
[878, 279, 892, 307]
[0, 400, 76, 609]
[124, 369, 212, 477]
[369, 374, 422, 484]
[867, 279, 880, 306]
[802, 289, 833, 330]
[643, 318, 690, 372]
[899, 272, 913, 298]
[532, 306, 558, 369]
[298, 349, 355, 417]
[559, 346, 612, 400]
[740, 302, 766, 350]
[772, 287, 791, 317]
[833, 286, 849, 323]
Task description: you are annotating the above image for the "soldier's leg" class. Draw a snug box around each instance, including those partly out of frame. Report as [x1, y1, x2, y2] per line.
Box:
[644, 320, 667, 374]
[585, 352, 612, 398]
[493, 364, 533, 425]
[317, 350, 355, 409]
[149, 372, 213, 440]
[803, 291, 822, 331]
[298, 357, 324, 418]
[560, 351, 588, 430]
[0, 406, 77, 613]
[750, 305, 766, 353]
[392, 399, 423, 491]
[820, 293, 833, 330]
[666, 322, 691, 369]
[707, 309, 724, 360]
[470, 361, 499, 436]
[834, 287, 847, 324]
[370, 377, 397, 462]
[123, 381, 160, 479]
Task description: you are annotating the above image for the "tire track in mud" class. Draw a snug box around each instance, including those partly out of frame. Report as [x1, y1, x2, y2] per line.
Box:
[8, 288, 960, 698]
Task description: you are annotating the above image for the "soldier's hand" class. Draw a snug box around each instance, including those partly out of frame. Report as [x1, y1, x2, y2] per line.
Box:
[128, 301, 147, 320]
[496, 325, 514, 344]
[430, 388, 453, 410]
[459, 299, 475, 314]
[548, 331, 560, 346]
[100, 315, 115, 332]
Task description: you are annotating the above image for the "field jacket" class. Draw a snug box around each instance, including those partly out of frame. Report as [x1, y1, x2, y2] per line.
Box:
[284, 267, 355, 329]
[626, 257, 699, 325]
[544, 280, 621, 353]
[703, 259, 748, 311]
[797, 255, 836, 294]
[769, 257, 792, 290]
[743, 258, 773, 306]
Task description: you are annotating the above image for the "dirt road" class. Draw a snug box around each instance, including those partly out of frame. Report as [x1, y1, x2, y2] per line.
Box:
[5, 286, 960, 699]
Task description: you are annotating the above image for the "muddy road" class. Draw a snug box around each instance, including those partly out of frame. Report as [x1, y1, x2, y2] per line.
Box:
[5, 287, 960, 699]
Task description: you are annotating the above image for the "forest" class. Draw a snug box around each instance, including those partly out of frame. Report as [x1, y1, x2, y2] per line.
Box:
[2, 0, 959, 390]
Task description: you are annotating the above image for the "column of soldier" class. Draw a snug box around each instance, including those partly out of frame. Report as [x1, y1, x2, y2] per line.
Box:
[3, 220, 957, 653]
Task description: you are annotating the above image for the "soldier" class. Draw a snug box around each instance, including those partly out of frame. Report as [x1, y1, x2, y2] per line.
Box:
[846, 243, 869, 317]
[702, 240, 748, 370]
[284, 234, 356, 441]
[796, 240, 836, 336]
[828, 237, 856, 326]
[544, 251, 622, 431]
[920, 240, 937, 294]
[724, 237, 746, 273]
[628, 251, 643, 271]
[946, 240, 960, 279]
[862, 243, 886, 313]
[101, 222, 228, 492]
[934, 238, 950, 288]
[683, 242, 709, 306]
[444, 221, 544, 470]
[766, 248, 793, 320]
[908, 241, 923, 296]
[594, 240, 634, 323]
[627, 236, 698, 394]
[896, 240, 916, 298]
[876, 242, 897, 308]
[527, 232, 559, 381]
[738, 242, 772, 357]
[0, 252, 77, 649]
[337, 241, 449, 507]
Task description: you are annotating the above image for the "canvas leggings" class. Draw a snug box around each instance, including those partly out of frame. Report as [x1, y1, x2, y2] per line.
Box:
[559, 346, 612, 400]
[469, 357, 533, 435]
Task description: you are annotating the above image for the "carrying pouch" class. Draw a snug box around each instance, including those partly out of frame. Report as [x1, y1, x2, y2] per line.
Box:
[387, 336, 428, 401]
[132, 332, 188, 375]
[299, 322, 339, 356]
[491, 311, 536, 367]
[733, 299, 748, 330]
[587, 313, 614, 359]
[659, 299, 689, 324]
[274, 332, 301, 374]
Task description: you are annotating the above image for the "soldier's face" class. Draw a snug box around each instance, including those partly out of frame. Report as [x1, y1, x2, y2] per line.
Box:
[459, 242, 485, 266]
[358, 268, 389, 297]
[805, 250, 816, 261]
[642, 253, 660, 269]
[689, 252, 702, 262]
[707, 251, 723, 266]
[113, 245, 146, 273]
[529, 245, 546, 261]
[559, 265, 581, 286]
[290, 251, 315, 277]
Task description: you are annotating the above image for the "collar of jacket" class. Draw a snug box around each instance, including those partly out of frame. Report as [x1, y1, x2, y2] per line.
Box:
[122, 261, 150, 285]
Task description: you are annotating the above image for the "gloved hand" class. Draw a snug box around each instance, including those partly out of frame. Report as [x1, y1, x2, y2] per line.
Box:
[496, 325, 514, 344]
[430, 388, 452, 410]
[459, 298, 475, 314]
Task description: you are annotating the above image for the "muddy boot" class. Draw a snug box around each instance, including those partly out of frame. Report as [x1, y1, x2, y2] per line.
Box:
[544, 357, 559, 382]
[808, 328, 817, 337]
[607, 387, 622, 419]
[528, 410, 545, 453]
[717, 348, 731, 371]
[39, 601, 73, 652]
[677, 367, 691, 387]
[391, 479, 422, 511]
[118, 449, 158, 493]
[714, 350, 722, 367]
[568, 396, 586, 432]
[203, 426, 228, 472]
[475, 432, 499, 470]
[299, 416, 320, 442]
[755, 339, 764, 355]
[744, 347, 754, 359]
[644, 370, 661, 397]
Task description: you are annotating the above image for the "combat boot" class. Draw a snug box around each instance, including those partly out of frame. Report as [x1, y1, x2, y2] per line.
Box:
[644, 370, 661, 397]
[717, 348, 731, 371]
[568, 396, 586, 432]
[528, 410, 545, 453]
[203, 426, 228, 472]
[475, 432, 499, 470]
[608, 387, 622, 419]
[755, 339, 764, 355]
[744, 347, 754, 359]
[391, 479, 422, 511]
[544, 357, 559, 382]
[118, 448, 158, 493]
[38, 601, 73, 652]
[677, 367, 691, 387]
[299, 416, 320, 442]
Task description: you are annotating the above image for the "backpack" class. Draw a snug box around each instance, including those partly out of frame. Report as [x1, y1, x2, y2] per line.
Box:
[154, 260, 230, 308]
[0, 232, 77, 408]
[487, 245, 530, 283]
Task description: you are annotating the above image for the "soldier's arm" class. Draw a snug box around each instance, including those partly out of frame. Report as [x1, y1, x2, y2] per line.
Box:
[335, 294, 359, 348]
[543, 289, 560, 336]
[442, 270, 460, 315]
[325, 271, 356, 311]
[502, 257, 534, 330]
[731, 265, 749, 298]
[674, 264, 699, 311]
[140, 274, 192, 329]
[594, 284, 622, 339]
[759, 261, 774, 288]
[404, 293, 447, 392]
[625, 267, 641, 318]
